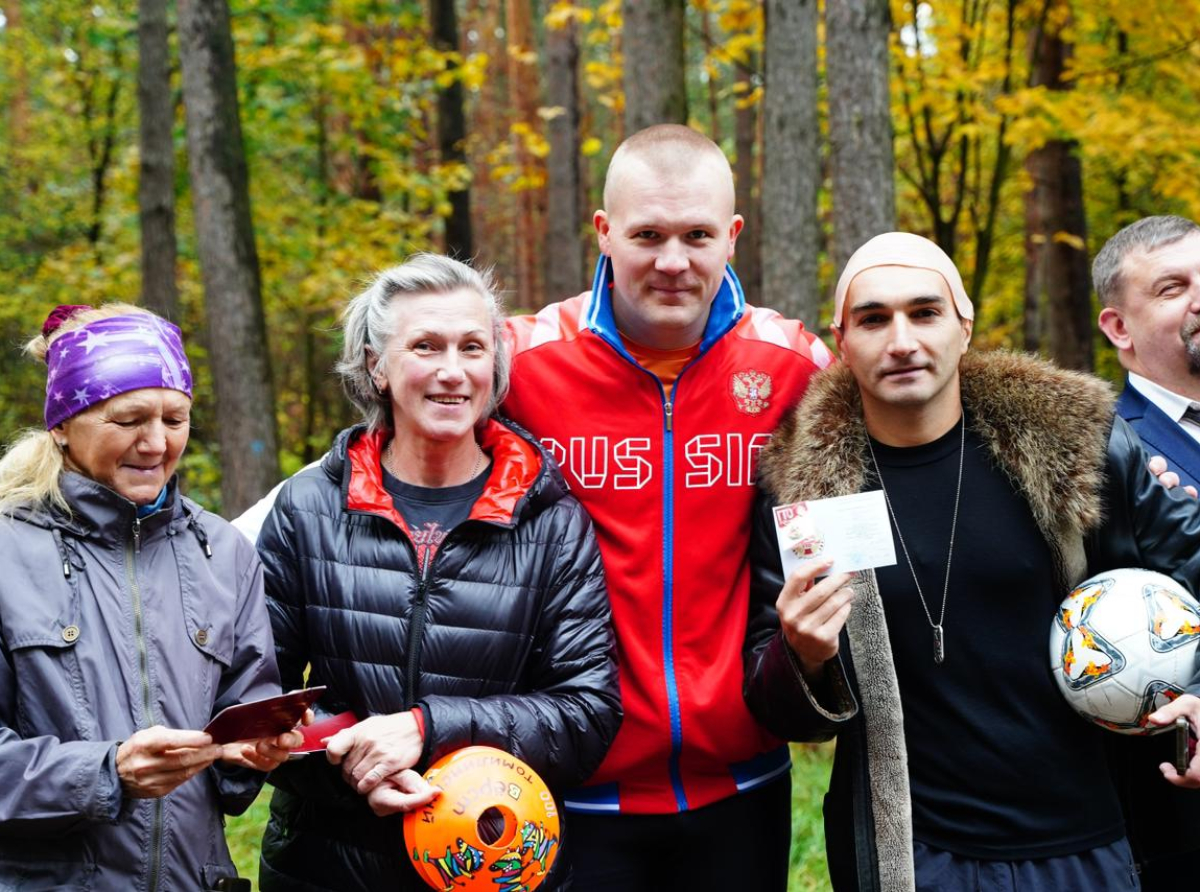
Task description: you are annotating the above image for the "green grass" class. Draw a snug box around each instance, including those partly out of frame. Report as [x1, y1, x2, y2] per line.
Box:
[226, 743, 835, 891]
[788, 742, 834, 892]
[226, 791, 271, 885]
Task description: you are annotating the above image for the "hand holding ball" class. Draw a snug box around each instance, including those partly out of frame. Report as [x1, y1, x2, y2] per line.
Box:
[1050, 569, 1200, 734]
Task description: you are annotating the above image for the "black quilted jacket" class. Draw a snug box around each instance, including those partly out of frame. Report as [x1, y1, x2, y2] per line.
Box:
[256, 418, 620, 891]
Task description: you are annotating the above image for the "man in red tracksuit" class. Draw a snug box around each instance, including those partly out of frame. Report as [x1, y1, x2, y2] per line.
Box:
[232, 124, 832, 888]
[504, 124, 833, 889]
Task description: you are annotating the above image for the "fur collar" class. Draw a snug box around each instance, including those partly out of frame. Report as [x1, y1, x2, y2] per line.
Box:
[759, 350, 1115, 546]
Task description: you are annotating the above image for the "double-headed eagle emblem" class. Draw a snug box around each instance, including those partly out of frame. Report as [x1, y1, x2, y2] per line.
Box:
[730, 370, 772, 415]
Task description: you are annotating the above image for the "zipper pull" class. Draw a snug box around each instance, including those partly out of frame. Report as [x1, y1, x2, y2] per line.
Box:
[665, 400, 673, 432]
[132, 516, 142, 554]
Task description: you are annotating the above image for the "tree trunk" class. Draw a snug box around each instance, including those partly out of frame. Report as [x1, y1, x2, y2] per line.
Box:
[701, 8, 720, 142]
[733, 52, 761, 306]
[177, 0, 281, 515]
[431, 0, 472, 259]
[75, 39, 124, 257]
[971, 0, 1019, 301]
[1022, 2, 1092, 371]
[505, 0, 545, 308]
[761, 0, 819, 321]
[1022, 173, 1045, 354]
[622, 0, 688, 132]
[6, 1, 28, 150]
[465, 0, 512, 294]
[544, 16, 586, 301]
[826, 0, 896, 279]
[1025, 143, 1092, 369]
[137, 0, 180, 321]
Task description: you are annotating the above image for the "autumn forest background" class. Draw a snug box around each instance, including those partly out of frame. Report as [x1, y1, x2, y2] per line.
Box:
[2, 0, 1200, 518]
[3, 2, 1200, 888]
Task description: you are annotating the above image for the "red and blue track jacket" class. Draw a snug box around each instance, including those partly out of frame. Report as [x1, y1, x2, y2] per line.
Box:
[504, 258, 834, 815]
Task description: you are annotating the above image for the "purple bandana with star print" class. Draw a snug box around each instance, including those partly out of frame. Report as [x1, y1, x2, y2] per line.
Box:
[44, 314, 193, 429]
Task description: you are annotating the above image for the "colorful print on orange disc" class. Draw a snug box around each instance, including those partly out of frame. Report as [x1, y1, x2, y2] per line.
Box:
[403, 746, 561, 891]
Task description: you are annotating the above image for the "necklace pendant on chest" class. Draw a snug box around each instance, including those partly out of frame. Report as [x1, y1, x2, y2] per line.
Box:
[933, 624, 945, 664]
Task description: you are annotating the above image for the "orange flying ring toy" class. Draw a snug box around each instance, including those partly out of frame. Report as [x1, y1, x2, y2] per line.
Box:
[403, 746, 561, 891]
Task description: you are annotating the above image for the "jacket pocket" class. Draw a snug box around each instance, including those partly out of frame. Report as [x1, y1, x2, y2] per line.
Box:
[1, 571, 81, 657]
[182, 608, 233, 670]
[5, 633, 89, 742]
[0, 552, 85, 726]
[0, 838, 97, 890]
[175, 543, 236, 672]
[202, 859, 241, 890]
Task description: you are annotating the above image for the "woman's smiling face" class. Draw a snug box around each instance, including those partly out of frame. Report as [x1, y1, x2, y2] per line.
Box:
[374, 288, 496, 448]
[59, 388, 192, 505]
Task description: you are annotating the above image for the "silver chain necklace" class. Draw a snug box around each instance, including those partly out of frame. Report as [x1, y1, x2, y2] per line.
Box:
[865, 414, 965, 665]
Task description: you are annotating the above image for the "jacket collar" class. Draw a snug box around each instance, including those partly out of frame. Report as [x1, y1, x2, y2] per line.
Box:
[22, 472, 184, 543]
[341, 418, 548, 532]
[759, 350, 1116, 544]
[581, 255, 746, 359]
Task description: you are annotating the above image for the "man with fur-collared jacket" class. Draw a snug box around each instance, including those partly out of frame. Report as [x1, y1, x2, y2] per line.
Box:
[745, 232, 1200, 891]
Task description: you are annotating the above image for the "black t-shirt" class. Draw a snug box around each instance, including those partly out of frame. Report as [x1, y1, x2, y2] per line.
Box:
[869, 418, 1124, 859]
[381, 463, 491, 573]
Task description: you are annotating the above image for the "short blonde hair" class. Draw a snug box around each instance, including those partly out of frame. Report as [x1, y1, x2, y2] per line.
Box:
[0, 303, 158, 516]
[602, 124, 732, 210]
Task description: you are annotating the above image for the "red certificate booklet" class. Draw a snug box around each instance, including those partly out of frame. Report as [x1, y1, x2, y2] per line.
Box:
[204, 687, 326, 745]
[289, 710, 360, 757]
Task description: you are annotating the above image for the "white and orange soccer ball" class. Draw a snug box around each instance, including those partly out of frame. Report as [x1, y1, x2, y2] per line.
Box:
[1049, 568, 1200, 734]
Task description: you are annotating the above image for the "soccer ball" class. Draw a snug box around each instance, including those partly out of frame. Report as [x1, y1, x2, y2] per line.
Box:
[1049, 568, 1200, 735]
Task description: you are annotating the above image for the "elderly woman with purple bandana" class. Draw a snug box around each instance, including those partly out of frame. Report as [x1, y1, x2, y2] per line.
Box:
[0, 303, 300, 890]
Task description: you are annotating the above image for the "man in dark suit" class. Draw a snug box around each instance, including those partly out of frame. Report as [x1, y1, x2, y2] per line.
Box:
[1096, 215, 1200, 495]
[1094, 214, 1200, 888]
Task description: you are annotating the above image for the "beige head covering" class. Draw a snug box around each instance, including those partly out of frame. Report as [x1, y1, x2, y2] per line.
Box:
[833, 232, 974, 328]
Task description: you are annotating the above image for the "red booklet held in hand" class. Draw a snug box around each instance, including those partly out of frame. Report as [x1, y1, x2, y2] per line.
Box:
[204, 687, 327, 745]
[290, 711, 360, 757]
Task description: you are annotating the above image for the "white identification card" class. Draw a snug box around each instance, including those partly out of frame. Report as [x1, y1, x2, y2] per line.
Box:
[772, 490, 897, 577]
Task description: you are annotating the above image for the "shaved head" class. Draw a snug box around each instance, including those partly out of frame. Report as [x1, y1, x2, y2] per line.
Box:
[603, 124, 735, 215]
[593, 123, 743, 349]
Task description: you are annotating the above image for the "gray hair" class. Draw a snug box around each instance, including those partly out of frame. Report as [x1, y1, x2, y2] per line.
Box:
[1093, 215, 1200, 307]
[336, 253, 510, 432]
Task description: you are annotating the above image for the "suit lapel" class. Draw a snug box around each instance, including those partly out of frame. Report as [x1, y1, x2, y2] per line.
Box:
[1120, 382, 1200, 489]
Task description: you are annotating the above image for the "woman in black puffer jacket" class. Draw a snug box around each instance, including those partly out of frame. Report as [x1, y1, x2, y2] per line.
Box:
[255, 255, 621, 891]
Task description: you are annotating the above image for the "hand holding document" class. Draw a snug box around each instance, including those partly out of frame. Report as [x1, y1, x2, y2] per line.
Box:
[204, 686, 326, 744]
[290, 711, 360, 758]
[772, 491, 897, 578]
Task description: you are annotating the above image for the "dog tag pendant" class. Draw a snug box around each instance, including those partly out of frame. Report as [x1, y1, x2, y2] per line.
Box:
[933, 624, 944, 664]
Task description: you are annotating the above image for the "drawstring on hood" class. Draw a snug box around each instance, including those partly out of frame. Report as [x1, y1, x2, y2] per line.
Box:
[36, 477, 215, 568]
[183, 505, 213, 559]
[51, 527, 87, 579]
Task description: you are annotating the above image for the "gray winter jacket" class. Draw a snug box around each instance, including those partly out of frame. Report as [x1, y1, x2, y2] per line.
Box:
[0, 472, 282, 891]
